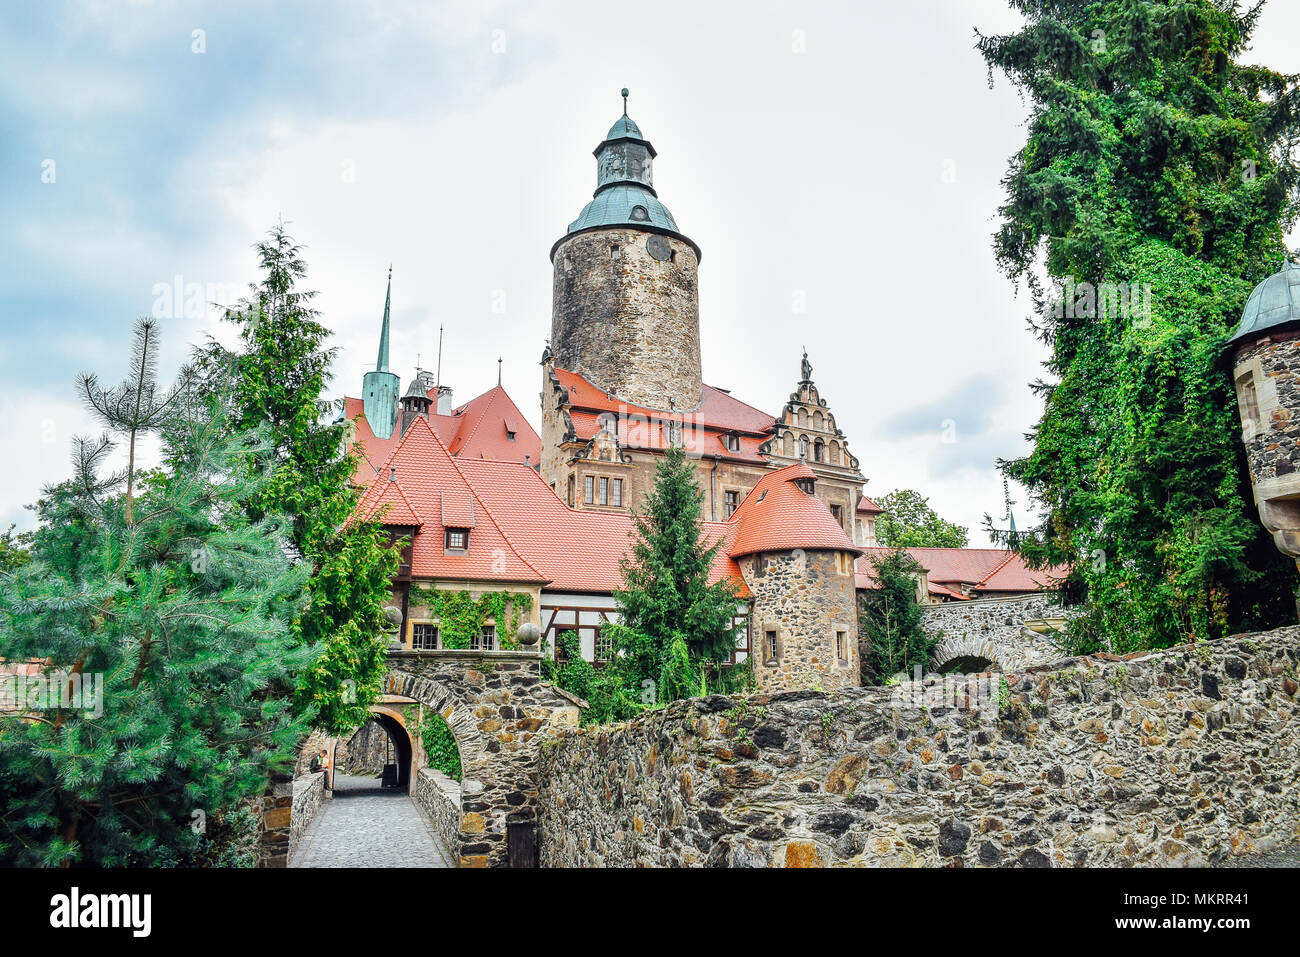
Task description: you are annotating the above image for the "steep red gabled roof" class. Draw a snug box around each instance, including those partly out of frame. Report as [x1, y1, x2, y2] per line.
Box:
[454, 459, 750, 597]
[354, 416, 546, 584]
[444, 385, 542, 464]
[726, 463, 861, 559]
[857, 496, 883, 514]
[360, 478, 423, 527]
[343, 385, 542, 485]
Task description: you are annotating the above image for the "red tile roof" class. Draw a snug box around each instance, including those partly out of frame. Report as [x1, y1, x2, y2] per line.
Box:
[457, 459, 749, 597]
[552, 367, 775, 463]
[359, 479, 423, 527]
[855, 547, 1065, 595]
[343, 385, 542, 484]
[353, 416, 546, 584]
[857, 496, 883, 514]
[726, 464, 862, 559]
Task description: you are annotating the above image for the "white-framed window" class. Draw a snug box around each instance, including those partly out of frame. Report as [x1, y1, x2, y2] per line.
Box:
[612, 478, 623, 507]
[835, 629, 849, 665]
[472, 624, 496, 651]
[595, 630, 614, 661]
[584, 475, 595, 504]
[412, 622, 439, 651]
[764, 629, 779, 665]
[445, 528, 469, 552]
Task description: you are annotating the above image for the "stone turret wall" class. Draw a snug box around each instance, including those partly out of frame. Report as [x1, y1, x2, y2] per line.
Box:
[551, 228, 701, 412]
[537, 626, 1300, 867]
[1232, 332, 1300, 496]
[747, 549, 859, 693]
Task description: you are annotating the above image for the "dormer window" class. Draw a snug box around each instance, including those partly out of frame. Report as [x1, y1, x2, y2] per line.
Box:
[629, 205, 649, 221]
[723, 432, 740, 452]
[506, 429, 517, 442]
[445, 528, 469, 552]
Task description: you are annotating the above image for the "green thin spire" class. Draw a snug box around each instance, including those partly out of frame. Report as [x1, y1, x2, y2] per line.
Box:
[376, 265, 392, 372]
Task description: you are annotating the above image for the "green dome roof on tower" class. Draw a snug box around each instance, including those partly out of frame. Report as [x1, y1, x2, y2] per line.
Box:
[1227, 260, 1300, 348]
[606, 114, 642, 141]
[557, 88, 697, 258]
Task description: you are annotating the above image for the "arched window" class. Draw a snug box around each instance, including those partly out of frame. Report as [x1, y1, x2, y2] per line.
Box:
[813, 411, 824, 431]
[829, 441, 841, 465]
[782, 432, 794, 456]
[799, 436, 810, 459]
[798, 408, 809, 428]
[814, 439, 825, 463]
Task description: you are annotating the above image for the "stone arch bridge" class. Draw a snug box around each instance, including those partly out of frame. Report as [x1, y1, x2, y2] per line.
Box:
[921, 594, 1072, 674]
[261, 649, 582, 868]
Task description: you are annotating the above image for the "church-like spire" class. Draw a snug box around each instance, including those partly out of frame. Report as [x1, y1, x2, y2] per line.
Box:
[376, 265, 392, 373]
[362, 265, 401, 440]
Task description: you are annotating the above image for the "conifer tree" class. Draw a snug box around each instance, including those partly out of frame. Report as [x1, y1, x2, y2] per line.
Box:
[601, 445, 744, 713]
[198, 223, 398, 734]
[0, 320, 313, 866]
[858, 549, 935, 684]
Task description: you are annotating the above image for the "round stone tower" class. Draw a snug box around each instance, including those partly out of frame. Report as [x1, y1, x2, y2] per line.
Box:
[1225, 259, 1300, 572]
[550, 90, 702, 411]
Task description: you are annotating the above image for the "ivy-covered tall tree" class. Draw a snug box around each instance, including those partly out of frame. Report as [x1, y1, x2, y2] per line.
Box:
[858, 549, 935, 684]
[0, 320, 313, 866]
[978, 0, 1300, 652]
[198, 223, 398, 734]
[875, 489, 969, 549]
[595, 445, 744, 719]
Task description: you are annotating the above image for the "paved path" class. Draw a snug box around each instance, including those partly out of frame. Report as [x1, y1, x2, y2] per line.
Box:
[290, 773, 454, 868]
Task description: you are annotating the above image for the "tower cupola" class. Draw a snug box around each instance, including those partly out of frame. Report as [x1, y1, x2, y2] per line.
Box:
[548, 89, 703, 412]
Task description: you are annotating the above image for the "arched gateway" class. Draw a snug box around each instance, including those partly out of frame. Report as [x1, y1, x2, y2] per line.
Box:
[263, 648, 582, 869]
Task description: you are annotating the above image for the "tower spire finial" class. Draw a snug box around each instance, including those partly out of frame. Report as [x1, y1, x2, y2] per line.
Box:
[376, 266, 393, 373]
[621, 87, 629, 116]
[498, 356, 503, 387]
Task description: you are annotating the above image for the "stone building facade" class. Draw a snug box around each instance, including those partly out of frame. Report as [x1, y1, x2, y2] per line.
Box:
[744, 549, 859, 692]
[1225, 261, 1300, 573]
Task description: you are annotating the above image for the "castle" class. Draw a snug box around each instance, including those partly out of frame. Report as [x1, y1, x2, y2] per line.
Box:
[342, 92, 1056, 692]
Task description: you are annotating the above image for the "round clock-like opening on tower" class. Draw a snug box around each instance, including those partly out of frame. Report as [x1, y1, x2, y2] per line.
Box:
[646, 235, 672, 261]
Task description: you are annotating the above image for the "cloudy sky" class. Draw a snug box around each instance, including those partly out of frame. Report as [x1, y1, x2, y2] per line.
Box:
[3, 0, 1298, 542]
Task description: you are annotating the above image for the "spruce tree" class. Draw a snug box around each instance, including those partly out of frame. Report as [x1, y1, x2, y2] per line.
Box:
[0, 320, 313, 866]
[858, 549, 935, 684]
[198, 223, 398, 734]
[978, 0, 1300, 651]
[602, 445, 743, 712]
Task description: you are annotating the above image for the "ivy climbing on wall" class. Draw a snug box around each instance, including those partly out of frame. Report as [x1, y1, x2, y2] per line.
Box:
[409, 587, 533, 650]
[405, 704, 462, 781]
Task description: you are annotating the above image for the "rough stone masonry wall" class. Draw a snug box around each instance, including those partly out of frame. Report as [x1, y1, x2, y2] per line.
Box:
[537, 626, 1300, 867]
[415, 767, 463, 852]
[551, 228, 701, 412]
[335, 719, 392, 775]
[748, 549, 859, 694]
[1233, 333, 1300, 497]
[289, 772, 327, 864]
[386, 650, 581, 867]
[922, 594, 1072, 672]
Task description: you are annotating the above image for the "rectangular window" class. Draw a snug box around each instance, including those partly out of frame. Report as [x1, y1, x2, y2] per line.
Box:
[584, 475, 595, 505]
[412, 623, 439, 651]
[724, 433, 740, 452]
[506, 429, 516, 442]
[836, 630, 848, 664]
[830, 504, 844, 526]
[612, 478, 623, 507]
[445, 528, 468, 551]
[568, 475, 575, 507]
[764, 630, 778, 664]
[755, 555, 769, 577]
[473, 625, 496, 651]
[724, 490, 739, 518]
[599, 476, 609, 506]
[595, 630, 613, 662]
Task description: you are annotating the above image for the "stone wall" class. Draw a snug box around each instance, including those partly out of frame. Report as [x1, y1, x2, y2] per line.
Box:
[289, 771, 328, 863]
[336, 719, 392, 775]
[551, 228, 701, 412]
[537, 625, 1300, 867]
[415, 767, 462, 852]
[1232, 332, 1300, 562]
[922, 594, 1071, 672]
[747, 549, 859, 693]
[385, 649, 581, 867]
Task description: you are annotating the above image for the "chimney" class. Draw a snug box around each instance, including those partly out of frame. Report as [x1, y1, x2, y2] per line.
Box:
[436, 385, 454, 416]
